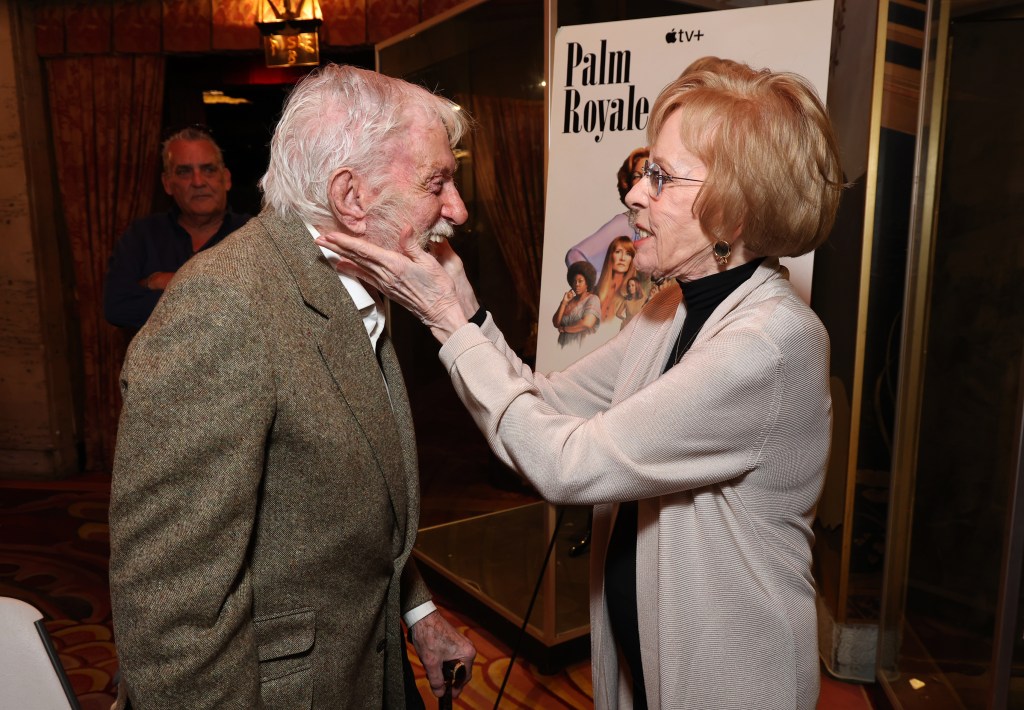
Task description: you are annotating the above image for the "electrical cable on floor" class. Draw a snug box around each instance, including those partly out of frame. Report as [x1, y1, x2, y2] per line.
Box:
[492, 505, 567, 710]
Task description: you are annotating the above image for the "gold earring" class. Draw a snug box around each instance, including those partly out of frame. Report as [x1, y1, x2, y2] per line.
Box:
[712, 239, 731, 265]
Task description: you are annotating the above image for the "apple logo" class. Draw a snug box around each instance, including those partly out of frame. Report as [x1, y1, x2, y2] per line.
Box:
[665, 30, 677, 43]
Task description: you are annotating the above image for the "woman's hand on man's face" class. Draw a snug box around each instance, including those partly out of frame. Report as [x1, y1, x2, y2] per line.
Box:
[315, 228, 472, 343]
[427, 238, 481, 321]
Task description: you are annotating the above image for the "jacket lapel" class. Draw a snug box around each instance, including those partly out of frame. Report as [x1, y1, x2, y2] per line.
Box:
[377, 333, 417, 548]
[258, 209, 409, 538]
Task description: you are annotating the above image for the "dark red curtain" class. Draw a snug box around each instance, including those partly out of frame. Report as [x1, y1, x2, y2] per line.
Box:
[46, 55, 165, 472]
[467, 95, 546, 352]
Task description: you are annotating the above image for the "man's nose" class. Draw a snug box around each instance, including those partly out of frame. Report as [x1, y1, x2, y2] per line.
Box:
[190, 168, 207, 186]
[442, 186, 469, 226]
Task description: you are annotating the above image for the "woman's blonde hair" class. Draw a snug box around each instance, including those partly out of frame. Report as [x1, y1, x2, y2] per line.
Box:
[595, 236, 637, 303]
[648, 57, 843, 257]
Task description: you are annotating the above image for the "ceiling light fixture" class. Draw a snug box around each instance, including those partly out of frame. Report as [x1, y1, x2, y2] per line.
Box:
[255, 0, 323, 69]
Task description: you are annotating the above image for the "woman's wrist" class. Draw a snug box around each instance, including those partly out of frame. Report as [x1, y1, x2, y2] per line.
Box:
[428, 300, 473, 344]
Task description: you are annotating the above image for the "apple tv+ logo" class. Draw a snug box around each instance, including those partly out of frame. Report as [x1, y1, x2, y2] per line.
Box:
[665, 28, 705, 44]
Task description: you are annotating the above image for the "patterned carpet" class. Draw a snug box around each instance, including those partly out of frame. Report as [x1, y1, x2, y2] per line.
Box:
[0, 482, 591, 709]
[1, 480, 873, 709]
[0, 486, 116, 710]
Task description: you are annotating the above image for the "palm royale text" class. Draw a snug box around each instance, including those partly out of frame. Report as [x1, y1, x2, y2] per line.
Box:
[562, 39, 650, 143]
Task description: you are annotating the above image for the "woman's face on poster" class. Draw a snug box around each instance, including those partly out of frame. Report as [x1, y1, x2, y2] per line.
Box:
[630, 155, 647, 187]
[573, 273, 588, 295]
[611, 245, 634, 273]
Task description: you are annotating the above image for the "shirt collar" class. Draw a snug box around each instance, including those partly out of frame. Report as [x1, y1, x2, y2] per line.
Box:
[305, 221, 376, 312]
[303, 222, 388, 390]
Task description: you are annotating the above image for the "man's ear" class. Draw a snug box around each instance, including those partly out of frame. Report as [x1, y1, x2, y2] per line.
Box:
[222, 167, 232, 192]
[160, 172, 172, 196]
[328, 168, 368, 234]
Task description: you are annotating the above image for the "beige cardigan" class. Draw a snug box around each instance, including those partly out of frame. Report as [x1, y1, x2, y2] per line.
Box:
[439, 259, 830, 709]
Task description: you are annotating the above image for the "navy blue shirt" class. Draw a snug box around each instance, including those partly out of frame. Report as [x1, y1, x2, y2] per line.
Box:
[103, 208, 250, 330]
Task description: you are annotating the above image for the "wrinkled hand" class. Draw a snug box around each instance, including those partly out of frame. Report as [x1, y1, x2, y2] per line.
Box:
[315, 230, 470, 343]
[429, 239, 480, 319]
[409, 610, 476, 699]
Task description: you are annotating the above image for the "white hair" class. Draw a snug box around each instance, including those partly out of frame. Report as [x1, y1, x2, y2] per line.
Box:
[260, 64, 469, 227]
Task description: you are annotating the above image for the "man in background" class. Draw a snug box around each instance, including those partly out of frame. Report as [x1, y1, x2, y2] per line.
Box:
[103, 126, 249, 334]
[108, 65, 475, 709]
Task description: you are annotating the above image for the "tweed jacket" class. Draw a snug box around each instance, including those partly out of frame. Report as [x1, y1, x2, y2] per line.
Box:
[109, 208, 430, 709]
[439, 259, 830, 709]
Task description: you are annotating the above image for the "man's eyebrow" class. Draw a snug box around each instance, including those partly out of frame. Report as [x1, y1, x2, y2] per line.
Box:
[421, 165, 455, 182]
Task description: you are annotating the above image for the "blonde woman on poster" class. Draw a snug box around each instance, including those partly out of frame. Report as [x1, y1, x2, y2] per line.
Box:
[594, 236, 638, 324]
[318, 57, 842, 709]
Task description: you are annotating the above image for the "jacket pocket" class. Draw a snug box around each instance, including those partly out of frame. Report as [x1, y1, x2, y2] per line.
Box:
[254, 607, 316, 665]
[254, 607, 316, 709]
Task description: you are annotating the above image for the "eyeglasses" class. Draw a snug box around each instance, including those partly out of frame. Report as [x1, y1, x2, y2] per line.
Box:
[640, 160, 703, 198]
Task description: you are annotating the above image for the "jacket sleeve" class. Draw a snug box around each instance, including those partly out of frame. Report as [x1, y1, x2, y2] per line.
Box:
[109, 270, 274, 708]
[399, 558, 433, 615]
[103, 227, 164, 330]
[440, 319, 809, 506]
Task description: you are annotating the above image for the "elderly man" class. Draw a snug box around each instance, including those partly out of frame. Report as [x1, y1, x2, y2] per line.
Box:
[108, 65, 475, 709]
[103, 126, 250, 333]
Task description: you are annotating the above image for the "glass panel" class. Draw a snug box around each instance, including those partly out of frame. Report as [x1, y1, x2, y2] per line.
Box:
[880, 15, 1024, 709]
[415, 503, 591, 639]
[812, 0, 892, 643]
[377, 0, 547, 527]
[380, 0, 548, 377]
[377, 0, 590, 659]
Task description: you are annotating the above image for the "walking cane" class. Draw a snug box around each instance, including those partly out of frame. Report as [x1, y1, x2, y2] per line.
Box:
[439, 659, 466, 710]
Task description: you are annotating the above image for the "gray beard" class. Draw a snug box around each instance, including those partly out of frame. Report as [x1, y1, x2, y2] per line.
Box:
[365, 187, 453, 251]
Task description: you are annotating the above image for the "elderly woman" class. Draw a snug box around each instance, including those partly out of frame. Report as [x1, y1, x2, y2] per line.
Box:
[553, 260, 601, 347]
[317, 57, 842, 709]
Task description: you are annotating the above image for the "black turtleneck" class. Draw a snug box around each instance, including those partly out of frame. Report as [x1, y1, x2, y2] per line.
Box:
[603, 257, 765, 709]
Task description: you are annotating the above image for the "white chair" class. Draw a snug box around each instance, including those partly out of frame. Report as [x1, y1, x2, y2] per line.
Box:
[0, 597, 80, 709]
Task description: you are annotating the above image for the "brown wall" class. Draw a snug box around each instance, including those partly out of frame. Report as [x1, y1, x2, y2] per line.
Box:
[32, 0, 467, 56]
[0, 0, 78, 478]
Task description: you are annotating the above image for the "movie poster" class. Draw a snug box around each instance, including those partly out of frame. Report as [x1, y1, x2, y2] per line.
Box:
[536, 0, 835, 373]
